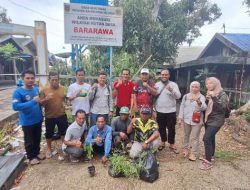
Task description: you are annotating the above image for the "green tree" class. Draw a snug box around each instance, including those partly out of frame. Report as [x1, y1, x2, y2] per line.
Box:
[0, 6, 11, 23]
[244, 0, 250, 14]
[0, 43, 23, 63]
[112, 0, 221, 65]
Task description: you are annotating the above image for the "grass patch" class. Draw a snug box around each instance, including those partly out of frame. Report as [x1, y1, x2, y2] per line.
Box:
[215, 151, 241, 161]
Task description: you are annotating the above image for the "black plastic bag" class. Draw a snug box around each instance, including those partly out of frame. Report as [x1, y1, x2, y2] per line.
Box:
[139, 151, 159, 183]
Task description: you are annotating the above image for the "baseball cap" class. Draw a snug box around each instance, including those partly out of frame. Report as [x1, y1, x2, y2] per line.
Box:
[140, 106, 151, 114]
[119, 106, 129, 114]
[141, 68, 149, 74]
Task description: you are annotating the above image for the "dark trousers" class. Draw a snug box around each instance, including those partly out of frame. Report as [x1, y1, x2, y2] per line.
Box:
[156, 112, 176, 144]
[93, 144, 104, 155]
[22, 122, 42, 160]
[115, 106, 121, 117]
[203, 125, 220, 162]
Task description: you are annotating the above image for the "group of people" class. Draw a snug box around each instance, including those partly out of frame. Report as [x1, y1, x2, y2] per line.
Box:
[12, 67, 229, 170]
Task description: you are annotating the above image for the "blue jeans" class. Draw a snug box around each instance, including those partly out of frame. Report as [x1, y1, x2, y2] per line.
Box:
[203, 125, 220, 162]
[90, 113, 109, 127]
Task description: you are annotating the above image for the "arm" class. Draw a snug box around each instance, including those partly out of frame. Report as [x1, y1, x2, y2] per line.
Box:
[127, 118, 136, 134]
[67, 85, 78, 101]
[132, 93, 138, 113]
[109, 86, 113, 112]
[104, 128, 112, 157]
[147, 130, 160, 143]
[178, 95, 185, 119]
[112, 82, 118, 98]
[12, 91, 38, 111]
[85, 127, 95, 145]
[145, 83, 158, 96]
[198, 95, 207, 111]
[169, 83, 181, 99]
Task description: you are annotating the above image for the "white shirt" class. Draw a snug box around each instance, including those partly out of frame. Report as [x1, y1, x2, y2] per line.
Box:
[155, 81, 181, 113]
[67, 82, 91, 115]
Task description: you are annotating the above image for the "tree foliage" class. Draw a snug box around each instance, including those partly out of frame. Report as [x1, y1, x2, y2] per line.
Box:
[244, 0, 250, 14]
[0, 43, 23, 63]
[0, 6, 11, 23]
[112, 0, 221, 65]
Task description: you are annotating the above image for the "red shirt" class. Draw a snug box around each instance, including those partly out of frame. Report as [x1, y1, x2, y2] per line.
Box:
[133, 80, 155, 109]
[114, 81, 135, 108]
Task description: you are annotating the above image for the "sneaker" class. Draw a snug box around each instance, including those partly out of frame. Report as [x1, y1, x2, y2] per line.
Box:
[189, 154, 197, 161]
[46, 151, 52, 159]
[70, 155, 79, 163]
[37, 153, 45, 160]
[30, 158, 40, 165]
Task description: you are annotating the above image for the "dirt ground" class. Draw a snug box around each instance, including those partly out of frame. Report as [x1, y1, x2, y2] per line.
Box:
[10, 121, 250, 190]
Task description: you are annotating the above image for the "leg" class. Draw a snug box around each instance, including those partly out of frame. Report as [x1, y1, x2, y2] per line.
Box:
[65, 147, 84, 158]
[156, 112, 168, 145]
[104, 114, 109, 125]
[90, 113, 98, 127]
[93, 144, 105, 155]
[115, 106, 120, 117]
[203, 126, 220, 162]
[129, 141, 143, 158]
[33, 122, 42, 157]
[166, 112, 177, 145]
[85, 113, 89, 128]
[183, 123, 192, 149]
[190, 124, 202, 156]
[150, 139, 159, 149]
[22, 126, 36, 160]
[45, 118, 55, 157]
[56, 114, 68, 144]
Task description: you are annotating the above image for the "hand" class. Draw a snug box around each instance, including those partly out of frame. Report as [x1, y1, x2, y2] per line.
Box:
[206, 91, 214, 99]
[75, 90, 81, 98]
[74, 141, 82, 148]
[142, 82, 149, 88]
[95, 136, 102, 144]
[109, 111, 113, 117]
[115, 79, 122, 88]
[101, 156, 108, 165]
[196, 97, 202, 106]
[166, 84, 173, 92]
[178, 118, 184, 126]
[92, 83, 98, 90]
[142, 143, 148, 150]
[119, 132, 128, 140]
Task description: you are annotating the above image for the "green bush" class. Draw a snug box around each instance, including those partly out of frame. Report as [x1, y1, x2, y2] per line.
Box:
[244, 109, 250, 122]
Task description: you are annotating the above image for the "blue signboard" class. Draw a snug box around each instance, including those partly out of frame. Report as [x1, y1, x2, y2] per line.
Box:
[70, 0, 108, 6]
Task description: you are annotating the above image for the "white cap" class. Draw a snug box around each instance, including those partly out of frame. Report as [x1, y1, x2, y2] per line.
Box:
[141, 68, 149, 74]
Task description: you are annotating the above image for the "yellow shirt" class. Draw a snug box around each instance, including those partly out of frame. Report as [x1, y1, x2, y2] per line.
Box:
[41, 85, 66, 118]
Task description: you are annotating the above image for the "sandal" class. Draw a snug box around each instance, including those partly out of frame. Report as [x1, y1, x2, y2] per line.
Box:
[182, 149, 189, 158]
[169, 146, 179, 154]
[199, 161, 213, 170]
[158, 145, 165, 151]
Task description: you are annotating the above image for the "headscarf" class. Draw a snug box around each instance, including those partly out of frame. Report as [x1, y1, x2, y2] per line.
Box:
[186, 81, 201, 100]
[205, 77, 223, 122]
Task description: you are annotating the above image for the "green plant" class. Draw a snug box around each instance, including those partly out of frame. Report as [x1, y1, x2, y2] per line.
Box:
[215, 151, 241, 162]
[84, 144, 94, 160]
[244, 109, 250, 122]
[109, 153, 140, 178]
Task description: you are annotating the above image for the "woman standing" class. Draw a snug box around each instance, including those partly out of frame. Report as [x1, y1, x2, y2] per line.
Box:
[178, 81, 207, 161]
[200, 77, 229, 170]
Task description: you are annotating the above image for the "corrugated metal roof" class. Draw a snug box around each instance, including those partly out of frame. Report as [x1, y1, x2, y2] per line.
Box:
[175, 46, 204, 64]
[221, 33, 250, 52]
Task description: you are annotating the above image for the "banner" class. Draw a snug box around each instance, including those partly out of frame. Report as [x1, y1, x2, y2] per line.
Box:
[64, 3, 123, 46]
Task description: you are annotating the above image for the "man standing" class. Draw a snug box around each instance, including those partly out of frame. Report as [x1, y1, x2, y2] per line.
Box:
[63, 109, 87, 163]
[89, 72, 113, 126]
[155, 69, 181, 152]
[112, 69, 135, 116]
[40, 72, 68, 158]
[127, 106, 159, 158]
[12, 70, 45, 165]
[67, 68, 91, 126]
[133, 68, 157, 115]
[85, 115, 112, 164]
[111, 106, 131, 147]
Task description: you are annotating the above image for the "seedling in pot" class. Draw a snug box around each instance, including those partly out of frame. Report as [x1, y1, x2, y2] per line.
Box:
[84, 144, 95, 177]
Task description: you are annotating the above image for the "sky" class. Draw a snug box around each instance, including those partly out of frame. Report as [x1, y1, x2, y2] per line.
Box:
[1, 0, 250, 53]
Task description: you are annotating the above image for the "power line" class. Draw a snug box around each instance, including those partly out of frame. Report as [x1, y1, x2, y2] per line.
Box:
[7, 0, 63, 23]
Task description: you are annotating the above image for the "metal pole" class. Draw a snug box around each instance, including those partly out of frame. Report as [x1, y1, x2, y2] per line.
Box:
[109, 47, 113, 85]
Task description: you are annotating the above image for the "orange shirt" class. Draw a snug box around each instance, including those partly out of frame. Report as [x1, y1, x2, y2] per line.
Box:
[41, 85, 66, 118]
